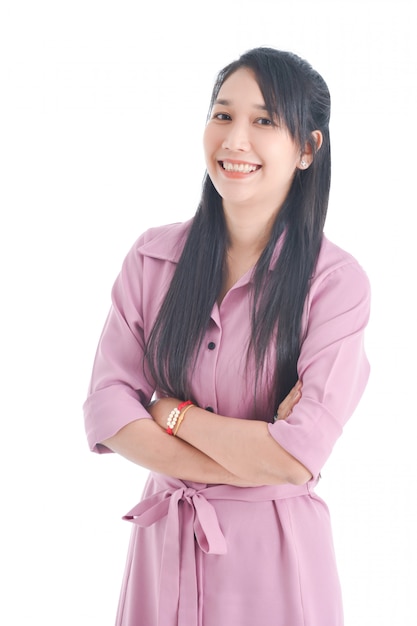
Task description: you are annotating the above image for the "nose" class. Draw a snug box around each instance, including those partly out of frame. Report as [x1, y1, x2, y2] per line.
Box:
[221, 121, 251, 152]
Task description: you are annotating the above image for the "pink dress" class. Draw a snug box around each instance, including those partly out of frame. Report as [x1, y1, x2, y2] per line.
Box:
[83, 220, 371, 626]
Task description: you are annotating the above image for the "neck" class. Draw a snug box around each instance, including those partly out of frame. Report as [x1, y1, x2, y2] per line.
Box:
[223, 205, 276, 256]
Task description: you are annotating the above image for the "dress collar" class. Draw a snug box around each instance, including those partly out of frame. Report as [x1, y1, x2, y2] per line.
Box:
[138, 217, 286, 272]
[138, 219, 193, 263]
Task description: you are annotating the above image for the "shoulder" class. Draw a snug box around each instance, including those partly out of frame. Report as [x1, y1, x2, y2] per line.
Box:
[300, 235, 371, 340]
[313, 235, 370, 291]
[111, 219, 194, 307]
[307, 235, 371, 318]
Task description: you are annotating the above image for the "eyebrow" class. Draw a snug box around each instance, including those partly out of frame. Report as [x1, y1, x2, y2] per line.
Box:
[214, 98, 268, 111]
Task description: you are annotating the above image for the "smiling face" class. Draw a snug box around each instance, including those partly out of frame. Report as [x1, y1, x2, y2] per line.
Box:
[203, 68, 303, 218]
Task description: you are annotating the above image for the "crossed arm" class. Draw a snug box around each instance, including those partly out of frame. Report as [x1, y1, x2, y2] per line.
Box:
[102, 381, 312, 487]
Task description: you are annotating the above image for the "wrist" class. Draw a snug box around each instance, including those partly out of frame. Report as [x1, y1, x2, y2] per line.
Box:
[166, 400, 195, 436]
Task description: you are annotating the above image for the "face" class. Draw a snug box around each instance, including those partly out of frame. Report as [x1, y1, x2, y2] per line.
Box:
[203, 68, 303, 217]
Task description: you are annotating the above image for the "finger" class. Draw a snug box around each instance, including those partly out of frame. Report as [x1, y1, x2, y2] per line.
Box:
[292, 380, 302, 395]
[277, 410, 292, 421]
[280, 388, 300, 411]
[275, 382, 302, 420]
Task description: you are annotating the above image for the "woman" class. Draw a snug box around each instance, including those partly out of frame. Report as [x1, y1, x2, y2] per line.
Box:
[84, 47, 371, 625]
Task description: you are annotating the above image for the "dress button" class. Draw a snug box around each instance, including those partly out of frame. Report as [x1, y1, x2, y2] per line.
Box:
[205, 406, 214, 412]
[207, 342, 216, 350]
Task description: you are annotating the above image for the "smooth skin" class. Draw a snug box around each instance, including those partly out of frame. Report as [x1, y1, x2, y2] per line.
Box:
[103, 382, 303, 487]
[103, 68, 322, 486]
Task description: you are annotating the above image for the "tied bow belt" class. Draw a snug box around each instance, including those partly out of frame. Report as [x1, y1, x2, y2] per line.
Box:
[123, 473, 318, 626]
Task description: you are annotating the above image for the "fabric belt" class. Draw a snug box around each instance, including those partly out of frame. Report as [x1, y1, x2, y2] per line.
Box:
[123, 473, 318, 626]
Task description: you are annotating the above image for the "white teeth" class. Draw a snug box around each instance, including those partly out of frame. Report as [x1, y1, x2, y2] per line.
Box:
[222, 162, 259, 173]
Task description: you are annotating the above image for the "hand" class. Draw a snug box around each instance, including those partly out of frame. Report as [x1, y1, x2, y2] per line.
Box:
[274, 380, 302, 421]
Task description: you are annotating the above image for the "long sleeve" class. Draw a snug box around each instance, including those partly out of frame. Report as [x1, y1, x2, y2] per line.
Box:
[268, 243, 371, 479]
[83, 236, 155, 453]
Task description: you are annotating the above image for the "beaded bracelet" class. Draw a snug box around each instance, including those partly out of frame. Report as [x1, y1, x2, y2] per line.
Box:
[173, 403, 194, 436]
[166, 407, 181, 435]
[166, 400, 193, 435]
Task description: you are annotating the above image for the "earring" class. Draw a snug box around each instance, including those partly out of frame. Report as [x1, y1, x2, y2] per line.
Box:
[300, 159, 308, 169]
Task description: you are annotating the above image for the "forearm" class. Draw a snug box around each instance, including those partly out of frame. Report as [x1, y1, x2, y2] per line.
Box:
[171, 406, 312, 485]
[101, 418, 263, 486]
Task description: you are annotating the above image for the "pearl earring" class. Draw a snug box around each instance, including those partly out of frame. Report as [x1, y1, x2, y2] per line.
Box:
[300, 159, 308, 169]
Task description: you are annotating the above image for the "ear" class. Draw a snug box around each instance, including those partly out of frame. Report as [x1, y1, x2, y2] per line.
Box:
[298, 130, 323, 170]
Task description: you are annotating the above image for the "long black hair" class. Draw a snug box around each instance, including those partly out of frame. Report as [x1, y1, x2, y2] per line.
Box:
[145, 47, 331, 418]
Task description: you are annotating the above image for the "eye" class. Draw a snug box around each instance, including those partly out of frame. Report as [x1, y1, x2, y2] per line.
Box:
[212, 112, 231, 121]
[255, 117, 273, 126]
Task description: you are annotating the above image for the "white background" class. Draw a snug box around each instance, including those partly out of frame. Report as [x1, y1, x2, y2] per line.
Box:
[1, 0, 416, 624]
